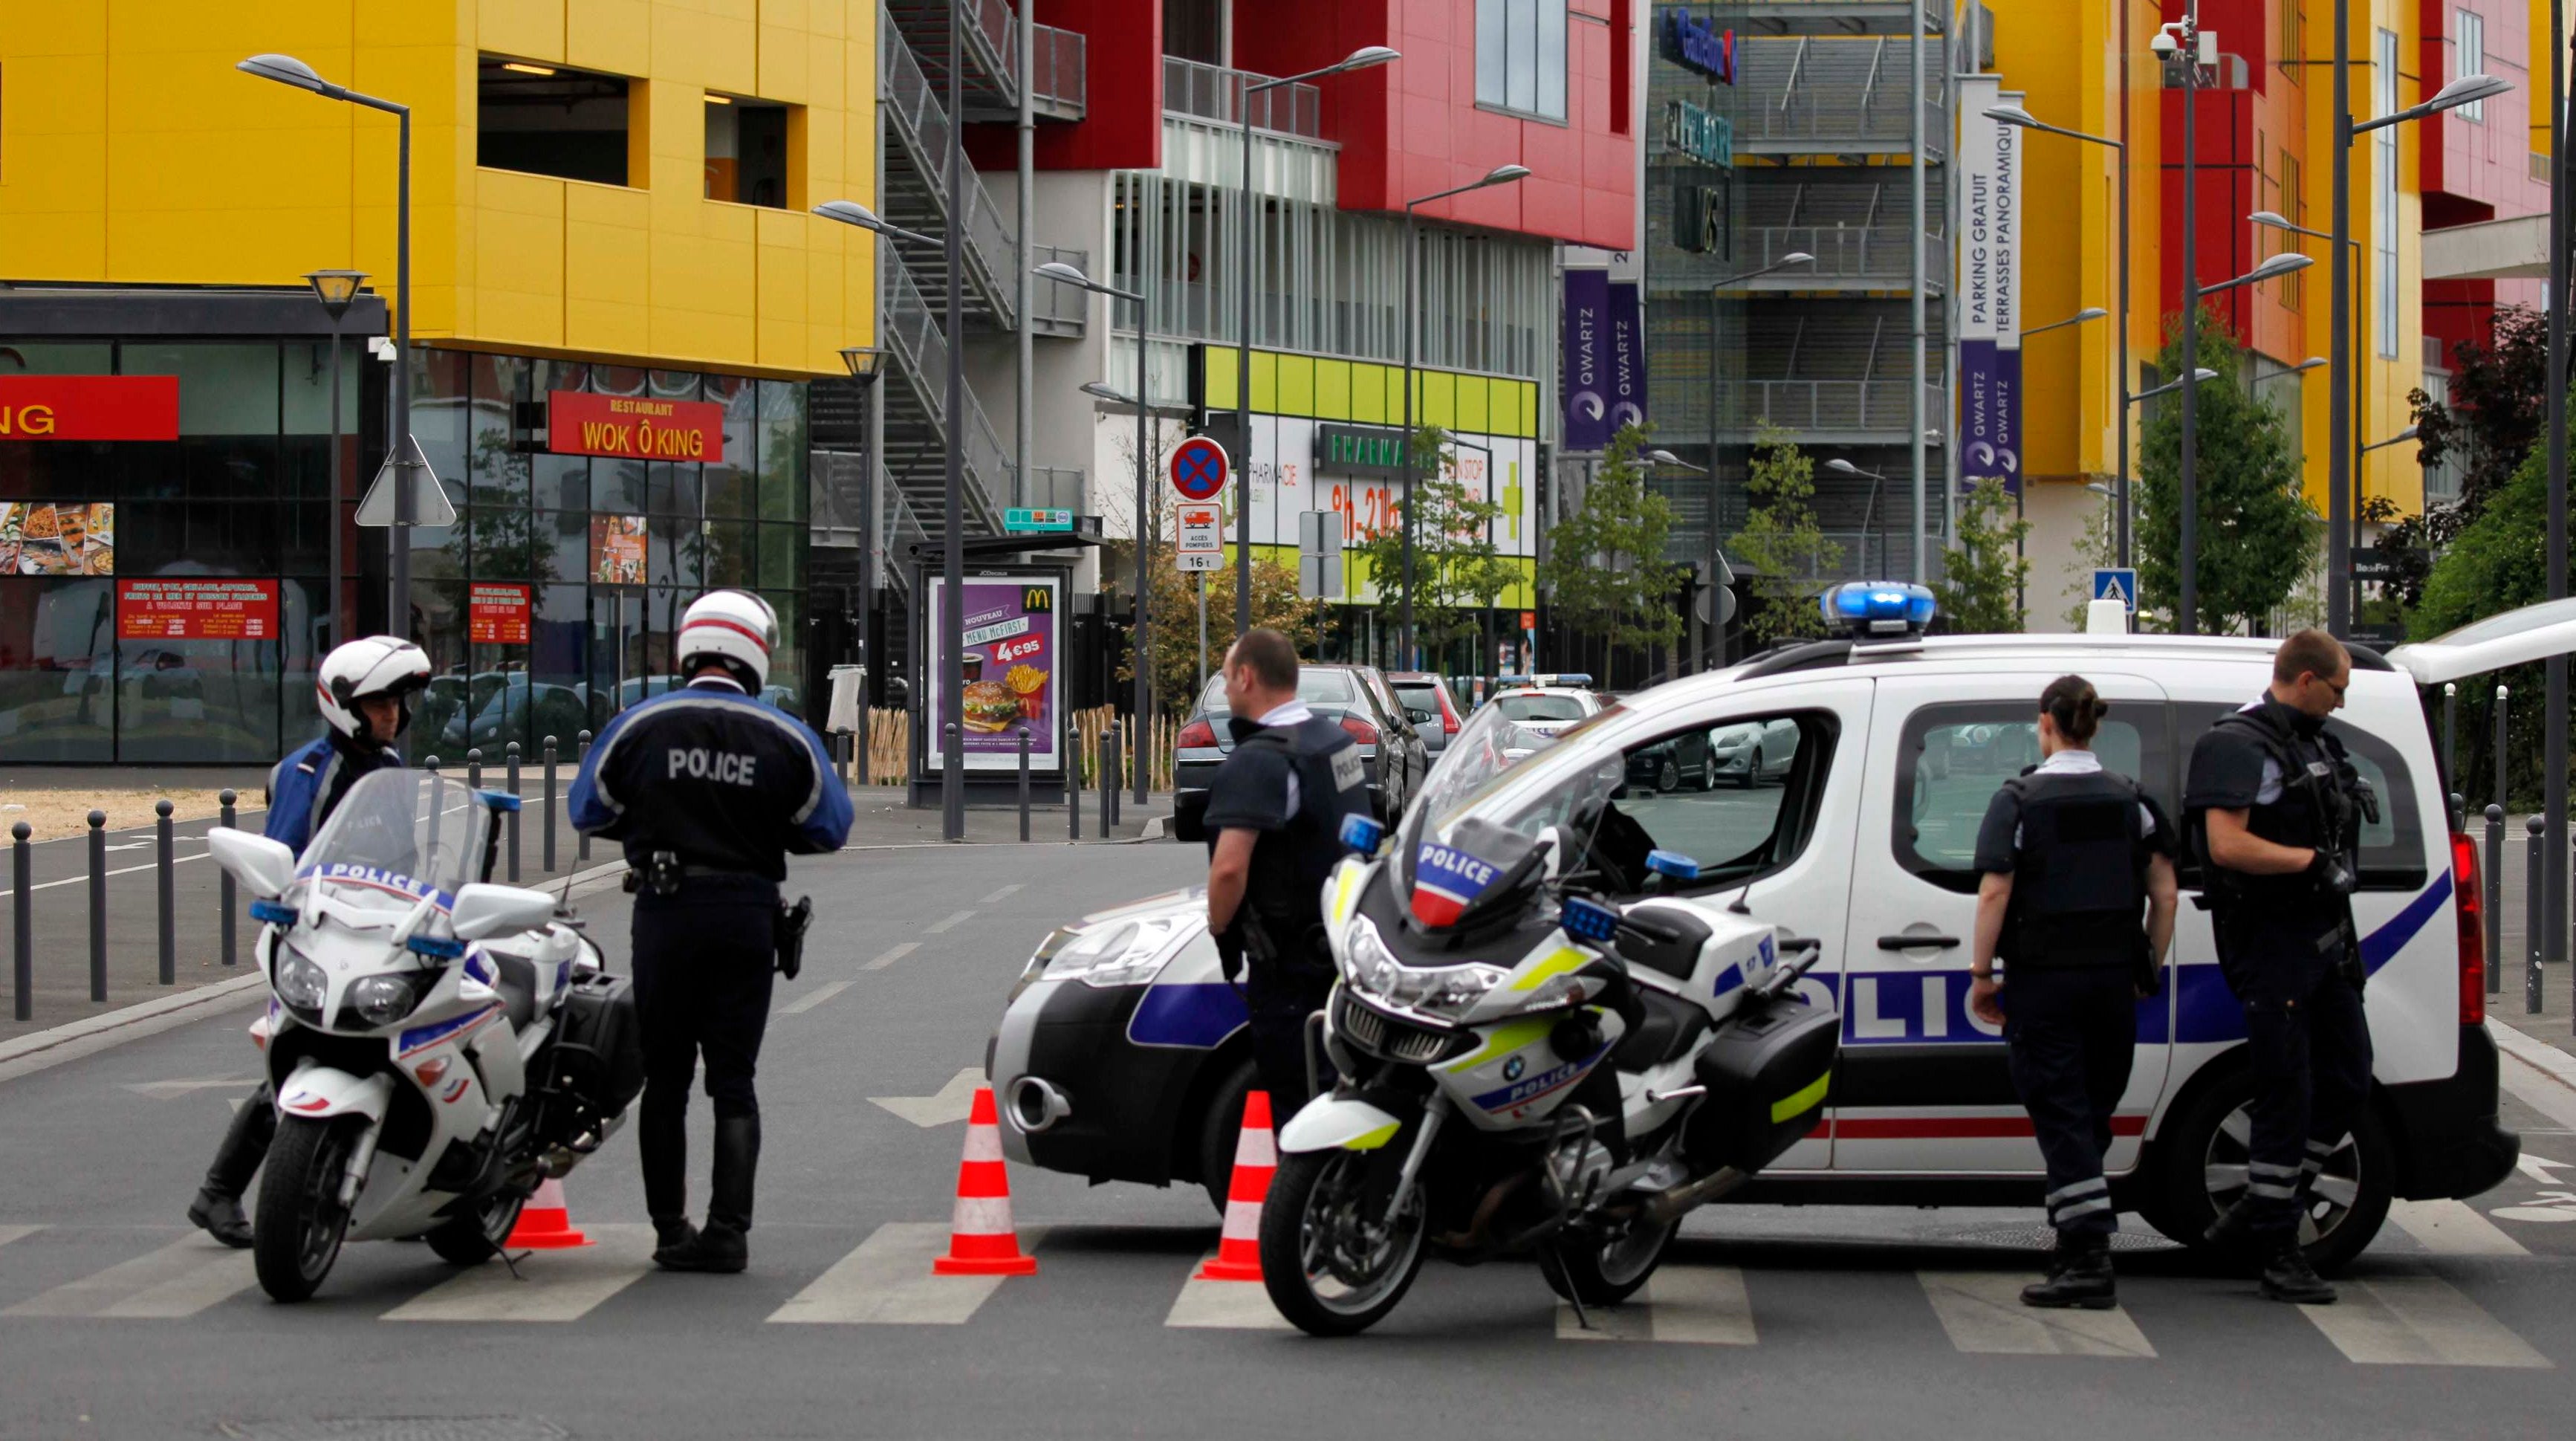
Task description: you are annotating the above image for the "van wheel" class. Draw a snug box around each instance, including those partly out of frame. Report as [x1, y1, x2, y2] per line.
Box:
[1194, 1058, 1260, 1217]
[2145, 1072, 2392, 1275]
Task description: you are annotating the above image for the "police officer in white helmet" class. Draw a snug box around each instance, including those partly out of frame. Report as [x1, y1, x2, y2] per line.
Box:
[569, 590, 853, 1272]
[185, 635, 431, 1246]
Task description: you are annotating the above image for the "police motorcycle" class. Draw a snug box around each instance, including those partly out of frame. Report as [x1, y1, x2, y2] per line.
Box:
[1258, 707, 1840, 1336]
[205, 768, 643, 1301]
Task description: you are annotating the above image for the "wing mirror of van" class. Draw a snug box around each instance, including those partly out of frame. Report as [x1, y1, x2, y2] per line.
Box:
[207, 827, 297, 901]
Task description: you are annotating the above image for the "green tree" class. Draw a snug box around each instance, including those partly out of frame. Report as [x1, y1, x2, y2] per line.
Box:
[2410, 412, 2561, 806]
[1538, 424, 1686, 660]
[1728, 421, 1841, 644]
[2381, 305, 2552, 606]
[1933, 476, 2031, 632]
[1351, 424, 1518, 663]
[2134, 309, 2319, 635]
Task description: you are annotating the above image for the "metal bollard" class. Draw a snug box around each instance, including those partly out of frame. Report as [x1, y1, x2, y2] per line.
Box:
[542, 736, 559, 872]
[2493, 686, 2509, 819]
[2486, 805, 2506, 997]
[857, 703, 872, 788]
[577, 730, 594, 861]
[2528, 815, 2546, 1015]
[1018, 728, 1032, 842]
[1098, 728, 1114, 840]
[88, 811, 106, 1003]
[155, 800, 175, 985]
[1068, 738, 1082, 841]
[219, 790, 238, 967]
[2442, 683, 2457, 799]
[424, 754, 441, 775]
[12, 823, 30, 1022]
[1107, 725, 1122, 831]
[505, 741, 522, 882]
[467, 747, 483, 791]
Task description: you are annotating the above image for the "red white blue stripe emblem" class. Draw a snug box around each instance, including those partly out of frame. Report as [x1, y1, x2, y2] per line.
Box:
[1412, 841, 1504, 928]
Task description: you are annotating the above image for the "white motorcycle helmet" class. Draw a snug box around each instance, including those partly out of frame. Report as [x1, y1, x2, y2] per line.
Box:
[315, 635, 432, 742]
[676, 589, 779, 693]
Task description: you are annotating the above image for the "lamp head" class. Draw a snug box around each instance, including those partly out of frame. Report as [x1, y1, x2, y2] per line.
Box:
[2292, 355, 2328, 372]
[1779, 251, 1816, 267]
[1479, 163, 1533, 187]
[839, 346, 885, 379]
[2248, 251, 2314, 282]
[1336, 46, 1401, 74]
[812, 199, 889, 233]
[1034, 260, 1094, 288]
[1826, 459, 1865, 476]
[2249, 209, 2294, 230]
[1080, 381, 1136, 405]
[303, 269, 367, 317]
[2193, 368, 2219, 383]
[238, 53, 329, 94]
[1981, 103, 2039, 129]
[2391, 424, 2421, 443]
[2423, 73, 2513, 114]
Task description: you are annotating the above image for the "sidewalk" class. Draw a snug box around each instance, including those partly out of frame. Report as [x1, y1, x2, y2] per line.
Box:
[2483, 812, 2576, 1065]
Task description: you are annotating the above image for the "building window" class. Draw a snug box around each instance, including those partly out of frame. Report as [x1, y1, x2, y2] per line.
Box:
[705, 94, 795, 207]
[1476, 0, 1568, 123]
[2456, 9, 2486, 121]
[2280, 149, 2303, 310]
[2375, 28, 2399, 359]
[477, 56, 633, 187]
[2278, 0, 2304, 81]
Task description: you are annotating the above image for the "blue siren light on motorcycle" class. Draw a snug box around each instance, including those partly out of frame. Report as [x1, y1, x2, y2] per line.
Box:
[1339, 813, 1386, 856]
[1820, 580, 1937, 638]
[1559, 896, 1621, 944]
[405, 935, 467, 959]
[1645, 849, 1701, 882]
[249, 899, 299, 926]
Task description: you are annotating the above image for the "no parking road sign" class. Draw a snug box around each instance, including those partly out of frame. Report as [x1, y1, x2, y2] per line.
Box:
[2092, 567, 2138, 614]
[1170, 435, 1230, 502]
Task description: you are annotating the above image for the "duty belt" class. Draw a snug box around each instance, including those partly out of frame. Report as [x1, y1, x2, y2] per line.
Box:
[625, 851, 768, 896]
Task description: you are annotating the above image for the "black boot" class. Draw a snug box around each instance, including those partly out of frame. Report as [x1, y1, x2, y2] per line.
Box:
[651, 1217, 699, 1265]
[186, 1085, 276, 1249]
[640, 1088, 691, 1264]
[2022, 1237, 2116, 1309]
[2259, 1243, 2337, 1304]
[661, 1115, 756, 1274]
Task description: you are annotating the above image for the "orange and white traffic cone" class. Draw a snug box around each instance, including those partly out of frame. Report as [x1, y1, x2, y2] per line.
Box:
[505, 1177, 592, 1250]
[932, 1085, 1039, 1276]
[1195, 1090, 1275, 1282]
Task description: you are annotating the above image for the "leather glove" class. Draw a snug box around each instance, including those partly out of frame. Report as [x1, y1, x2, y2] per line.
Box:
[2308, 849, 2358, 896]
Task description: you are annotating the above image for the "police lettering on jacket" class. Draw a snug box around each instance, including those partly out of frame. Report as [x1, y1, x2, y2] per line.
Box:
[669, 748, 759, 785]
[568, 678, 854, 881]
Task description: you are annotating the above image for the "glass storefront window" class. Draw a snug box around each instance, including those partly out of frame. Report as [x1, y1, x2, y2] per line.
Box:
[704, 520, 756, 588]
[705, 375, 756, 518]
[756, 380, 806, 522]
[0, 578, 116, 762]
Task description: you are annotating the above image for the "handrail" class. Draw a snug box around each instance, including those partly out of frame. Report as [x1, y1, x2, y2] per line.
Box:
[1031, 244, 1091, 331]
[880, 256, 1015, 523]
[1697, 378, 1949, 433]
[1161, 56, 1322, 138]
[881, 8, 1019, 327]
[1030, 24, 1086, 112]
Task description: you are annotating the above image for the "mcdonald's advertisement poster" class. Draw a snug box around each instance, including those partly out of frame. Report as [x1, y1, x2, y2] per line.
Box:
[925, 575, 1060, 771]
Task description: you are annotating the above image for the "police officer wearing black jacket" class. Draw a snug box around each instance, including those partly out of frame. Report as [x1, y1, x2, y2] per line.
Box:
[2184, 629, 2372, 1305]
[1968, 676, 2179, 1309]
[569, 591, 853, 1273]
[1201, 629, 1372, 1111]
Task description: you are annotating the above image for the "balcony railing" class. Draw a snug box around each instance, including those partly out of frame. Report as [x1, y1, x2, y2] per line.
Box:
[1745, 91, 1947, 150]
[882, 8, 1018, 320]
[1708, 378, 1947, 435]
[1024, 466, 1085, 511]
[1031, 244, 1091, 334]
[1030, 25, 1087, 113]
[1743, 225, 1941, 282]
[1162, 56, 1323, 139]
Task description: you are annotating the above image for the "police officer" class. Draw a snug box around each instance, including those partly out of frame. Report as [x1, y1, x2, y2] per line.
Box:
[186, 635, 431, 1246]
[1967, 676, 2178, 1308]
[570, 591, 853, 1273]
[1201, 629, 1371, 1111]
[2184, 628, 2372, 1305]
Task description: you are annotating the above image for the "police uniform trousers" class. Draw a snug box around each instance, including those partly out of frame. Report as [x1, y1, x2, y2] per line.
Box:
[631, 876, 777, 1225]
[2002, 968, 2138, 1237]
[1244, 961, 1334, 1114]
[2218, 913, 2374, 1238]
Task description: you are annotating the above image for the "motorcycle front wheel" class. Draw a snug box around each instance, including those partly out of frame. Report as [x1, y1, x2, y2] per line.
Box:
[1540, 1213, 1678, 1306]
[1259, 1149, 1428, 1337]
[253, 1115, 362, 1302]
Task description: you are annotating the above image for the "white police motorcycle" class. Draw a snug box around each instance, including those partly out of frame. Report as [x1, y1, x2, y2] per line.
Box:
[207, 769, 641, 1301]
[1259, 709, 1840, 1336]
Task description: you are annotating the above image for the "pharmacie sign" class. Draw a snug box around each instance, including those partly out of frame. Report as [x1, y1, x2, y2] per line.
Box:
[1663, 100, 1731, 168]
[1313, 424, 1414, 481]
[1659, 11, 1736, 83]
[547, 391, 726, 462]
[0, 376, 180, 441]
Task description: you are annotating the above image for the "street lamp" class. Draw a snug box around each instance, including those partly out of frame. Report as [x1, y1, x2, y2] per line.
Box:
[1647, 450, 1720, 673]
[2127, 367, 2219, 404]
[1398, 161, 1528, 665]
[1691, 253, 1814, 665]
[1040, 259, 1154, 807]
[1986, 103, 2131, 571]
[2361, 424, 2420, 455]
[1826, 459, 1892, 579]
[1234, 45, 1398, 638]
[837, 345, 888, 786]
[241, 56, 413, 638]
[2254, 207, 2371, 621]
[2291, 354, 2328, 374]
[304, 268, 366, 649]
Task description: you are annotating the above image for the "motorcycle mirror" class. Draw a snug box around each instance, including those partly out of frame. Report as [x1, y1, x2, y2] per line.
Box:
[1536, 825, 1566, 882]
[451, 883, 562, 941]
[207, 826, 296, 901]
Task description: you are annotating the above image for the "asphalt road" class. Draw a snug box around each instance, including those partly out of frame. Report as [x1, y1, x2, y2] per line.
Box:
[3, 837, 2575, 1440]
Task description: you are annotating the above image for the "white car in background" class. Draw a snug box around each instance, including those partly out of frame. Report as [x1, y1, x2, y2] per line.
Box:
[1486, 676, 1600, 738]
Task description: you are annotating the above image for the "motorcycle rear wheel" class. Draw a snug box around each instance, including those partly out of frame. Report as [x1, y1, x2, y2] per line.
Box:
[1259, 1150, 1427, 1337]
[253, 1115, 360, 1303]
[1540, 1214, 1678, 1307]
[426, 1185, 530, 1265]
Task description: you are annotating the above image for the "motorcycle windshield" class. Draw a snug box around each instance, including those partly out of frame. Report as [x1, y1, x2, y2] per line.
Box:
[298, 769, 493, 911]
[1393, 702, 1623, 899]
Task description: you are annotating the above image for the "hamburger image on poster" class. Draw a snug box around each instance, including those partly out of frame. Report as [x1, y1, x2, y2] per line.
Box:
[948, 586, 1052, 747]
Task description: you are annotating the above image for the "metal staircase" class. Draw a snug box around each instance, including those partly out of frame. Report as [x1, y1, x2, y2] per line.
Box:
[877, 256, 1016, 550]
[880, 8, 1019, 331]
[885, 0, 1086, 123]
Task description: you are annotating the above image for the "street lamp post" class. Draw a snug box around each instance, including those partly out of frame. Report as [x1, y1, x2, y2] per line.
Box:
[1696, 253, 1813, 667]
[1039, 262, 1152, 806]
[1826, 459, 1892, 578]
[1398, 163, 1529, 665]
[1647, 449, 1710, 669]
[239, 55, 412, 635]
[304, 268, 366, 648]
[1235, 46, 1398, 638]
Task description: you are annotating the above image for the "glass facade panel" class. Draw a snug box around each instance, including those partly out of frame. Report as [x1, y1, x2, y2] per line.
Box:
[0, 578, 116, 762]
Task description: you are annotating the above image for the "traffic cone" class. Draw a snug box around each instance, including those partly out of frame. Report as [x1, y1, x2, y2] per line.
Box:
[932, 1086, 1039, 1276]
[504, 1177, 592, 1250]
[1195, 1090, 1275, 1282]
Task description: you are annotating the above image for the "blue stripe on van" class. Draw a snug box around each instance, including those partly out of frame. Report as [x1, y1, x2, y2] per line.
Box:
[2175, 871, 2453, 1046]
[1127, 981, 1248, 1049]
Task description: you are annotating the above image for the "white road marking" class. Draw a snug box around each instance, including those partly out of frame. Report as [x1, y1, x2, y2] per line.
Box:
[2388, 1199, 2528, 1255]
[1557, 1265, 1756, 1344]
[868, 1067, 986, 1127]
[767, 1222, 1034, 1325]
[0, 1225, 41, 1251]
[923, 910, 976, 934]
[381, 1225, 655, 1322]
[979, 884, 1023, 904]
[2295, 1274, 2552, 1367]
[2, 1234, 258, 1318]
[776, 981, 853, 1016]
[2515, 1153, 2569, 1185]
[1917, 1271, 2156, 1358]
[0, 850, 210, 899]
[123, 1076, 264, 1099]
[861, 942, 920, 972]
[1166, 1261, 1291, 1330]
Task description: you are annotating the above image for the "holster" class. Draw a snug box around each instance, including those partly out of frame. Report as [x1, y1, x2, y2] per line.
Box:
[775, 895, 814, 979]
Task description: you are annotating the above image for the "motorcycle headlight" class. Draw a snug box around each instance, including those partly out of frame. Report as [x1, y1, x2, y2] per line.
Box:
[1040, 918, 1180, 988]
[1340, 918, 1507, 1018]
[348, 974, 421, 1027]
[274, 948, 328, 1011]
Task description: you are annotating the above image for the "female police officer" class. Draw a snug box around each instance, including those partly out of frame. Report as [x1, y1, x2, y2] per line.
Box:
[1967, 676, 2178, 1309]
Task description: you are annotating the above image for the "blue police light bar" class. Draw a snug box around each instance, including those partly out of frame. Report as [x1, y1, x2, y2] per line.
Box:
[1339, 813, 1386, 856]
[479, 790, 523, 812]
[248, 899, 299, 927]
[1496, 673, 1592, 688]
[1821, 581, 1937, 638]
[406, 935, 467, 959]
[1560, 896, 1622, 944]
[1644, 849, 1701, 882]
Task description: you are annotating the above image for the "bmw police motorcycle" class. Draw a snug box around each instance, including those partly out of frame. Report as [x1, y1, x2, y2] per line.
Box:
[207, 769, 642, 1301]
[1258, 706, 1842, 1336]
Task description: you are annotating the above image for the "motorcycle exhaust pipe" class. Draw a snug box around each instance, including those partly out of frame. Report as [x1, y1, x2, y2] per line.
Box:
[1641, 1165, 1748, 1227]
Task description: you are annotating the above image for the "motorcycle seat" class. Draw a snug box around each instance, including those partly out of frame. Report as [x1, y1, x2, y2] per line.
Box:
[1613, 986, 1710, 1070]
[490, 953, 540, 1033]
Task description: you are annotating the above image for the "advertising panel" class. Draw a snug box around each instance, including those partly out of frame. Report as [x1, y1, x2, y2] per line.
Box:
[548, 391, 727, 462]
[1957, 77, 2024, 491]
[924, 575, 1062, 772]
[468, 582, 532, 644]
[1, 502, 115, 575]
[590, 514, 649, 584]
[0, 377, 180, 441]
[1562, 268, 1613, 451]
[116, 578, 279, 640]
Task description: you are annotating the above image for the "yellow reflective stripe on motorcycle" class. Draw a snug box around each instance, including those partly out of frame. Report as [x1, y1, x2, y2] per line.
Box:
[1769, 1071, 1831, 1124]
[1508, 946, 1591, 992]
[1442, 1016, 1557, 1070]
[1344, 1123, 1401, 1150]
[1331, 866, 1360, 924]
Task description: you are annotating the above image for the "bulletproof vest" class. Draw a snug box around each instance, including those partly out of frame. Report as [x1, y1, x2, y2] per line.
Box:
[1999, 769, 2149, 971]
[2199, 704, 2361, 910]
[1233, 716, 1371, 966]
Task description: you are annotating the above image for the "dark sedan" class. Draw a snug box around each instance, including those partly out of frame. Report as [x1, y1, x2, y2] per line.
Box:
[1172, 663, 1427, 822]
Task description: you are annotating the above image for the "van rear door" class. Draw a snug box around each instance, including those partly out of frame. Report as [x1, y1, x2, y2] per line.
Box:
[2384, 597, 2576, 686]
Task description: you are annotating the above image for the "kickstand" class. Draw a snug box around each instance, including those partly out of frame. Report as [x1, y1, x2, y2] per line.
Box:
[1555, 1246, 1597, 1332]
[499, 1248, 531, 1280]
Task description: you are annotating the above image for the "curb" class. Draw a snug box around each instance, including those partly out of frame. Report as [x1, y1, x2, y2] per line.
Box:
[0, 973, 269, 1084]
[2488, 1018, 2576, 1095]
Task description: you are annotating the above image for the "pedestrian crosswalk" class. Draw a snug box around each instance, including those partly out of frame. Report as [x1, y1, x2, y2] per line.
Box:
[0, 1221, 2557, 1370]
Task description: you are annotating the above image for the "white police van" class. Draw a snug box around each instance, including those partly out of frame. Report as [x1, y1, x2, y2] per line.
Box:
[990, 586, 2556, 1267]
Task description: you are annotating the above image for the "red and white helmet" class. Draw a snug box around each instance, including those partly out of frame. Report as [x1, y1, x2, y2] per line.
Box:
[315, 635, 432, 741]
[678, 589, 779, 692]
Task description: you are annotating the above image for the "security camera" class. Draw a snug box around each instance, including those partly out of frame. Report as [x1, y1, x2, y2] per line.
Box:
[2149, 27, 2180, 58]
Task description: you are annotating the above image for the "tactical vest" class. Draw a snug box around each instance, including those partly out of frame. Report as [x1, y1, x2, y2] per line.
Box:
[2190, 705, 2364, 913]
[1999, 769, 2151, 971]
[1232, 716, 1371, 975]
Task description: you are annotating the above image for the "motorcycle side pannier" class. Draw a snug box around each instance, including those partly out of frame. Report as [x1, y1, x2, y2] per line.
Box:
[548, 968, 644, 1116]
[1685, 997, 1840, 1173]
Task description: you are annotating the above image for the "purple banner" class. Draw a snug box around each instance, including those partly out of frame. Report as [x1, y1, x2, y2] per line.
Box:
[1562, 268, 1612, 451]
[1959, 341, 2022, 492]
[1607, 282, 1647, 434]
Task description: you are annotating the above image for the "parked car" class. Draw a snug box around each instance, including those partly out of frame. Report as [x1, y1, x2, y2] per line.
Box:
[1172, 663, 1429, 822]
[1710, 716, 1803, 787]
[1626, 728, 1716, 791]
[1385, 671, 1464, 758]
[1486, 681, 1600, 738]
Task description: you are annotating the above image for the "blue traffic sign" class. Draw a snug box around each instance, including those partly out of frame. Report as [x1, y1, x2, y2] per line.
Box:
[1170, 435, 1230, 502]
[2092, 567, 2138, 613]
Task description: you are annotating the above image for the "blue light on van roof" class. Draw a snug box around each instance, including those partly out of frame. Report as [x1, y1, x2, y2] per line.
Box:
[1821, 581, 1937, 637]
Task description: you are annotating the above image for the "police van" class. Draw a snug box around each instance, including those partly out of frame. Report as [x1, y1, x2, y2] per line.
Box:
[990, 589, 2560, 1266]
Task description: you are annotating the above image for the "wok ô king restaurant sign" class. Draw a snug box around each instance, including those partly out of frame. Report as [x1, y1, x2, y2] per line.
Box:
[547, 391, 727, 462]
